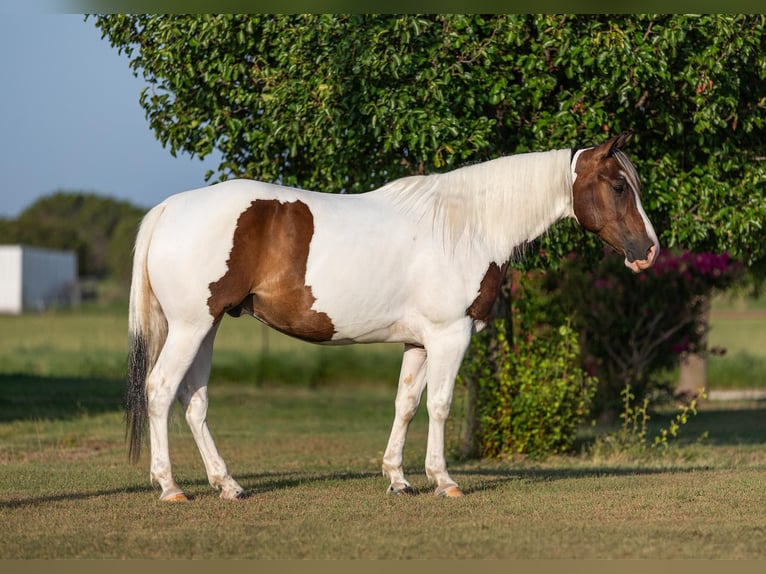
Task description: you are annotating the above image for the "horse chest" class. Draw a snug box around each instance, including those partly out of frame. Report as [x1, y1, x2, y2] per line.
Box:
[466, 261, 507, 323]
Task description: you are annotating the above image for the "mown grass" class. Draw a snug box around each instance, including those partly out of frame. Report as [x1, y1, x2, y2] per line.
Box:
[704, 292, 766, 390]
[1, 381, 766, 559]
[1, 305, 765, 558]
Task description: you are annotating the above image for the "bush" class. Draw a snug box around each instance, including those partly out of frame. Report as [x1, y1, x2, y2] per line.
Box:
[456, 270, 597, 459]
[551, 249, 745, 417]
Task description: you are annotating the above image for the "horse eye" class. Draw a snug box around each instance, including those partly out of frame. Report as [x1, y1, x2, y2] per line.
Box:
[612, 183, 625, 194]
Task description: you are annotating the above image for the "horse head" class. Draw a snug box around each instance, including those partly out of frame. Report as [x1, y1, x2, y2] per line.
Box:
[571, 132, 659, 272]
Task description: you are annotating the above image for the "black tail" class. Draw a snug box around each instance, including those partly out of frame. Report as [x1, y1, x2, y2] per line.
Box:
[126, 333, 148, 464]
[125, 203, 168, 464]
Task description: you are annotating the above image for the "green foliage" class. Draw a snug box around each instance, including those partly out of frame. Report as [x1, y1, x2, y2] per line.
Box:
[92, 14, 766, 268]
[457, 271, 597, 459]
[550, 249, 746, 415]
[589, 384, 708, 459]
[0, 191, 145, 279]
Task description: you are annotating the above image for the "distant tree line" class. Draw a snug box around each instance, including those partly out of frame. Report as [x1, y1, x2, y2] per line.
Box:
[0, 192, 145, 281]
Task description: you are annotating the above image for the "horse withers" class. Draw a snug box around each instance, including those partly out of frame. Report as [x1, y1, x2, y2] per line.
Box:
[126, 132, 659, 501]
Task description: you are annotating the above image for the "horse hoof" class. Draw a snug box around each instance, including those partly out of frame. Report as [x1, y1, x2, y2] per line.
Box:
[387, 484, 417, 496]
[437, 486, 464, 498]
[161, 492, 189, 502]
[221, 489, 249, 500]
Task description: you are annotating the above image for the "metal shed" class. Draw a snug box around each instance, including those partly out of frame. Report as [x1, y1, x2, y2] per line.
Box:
[0, 245, 80, 314]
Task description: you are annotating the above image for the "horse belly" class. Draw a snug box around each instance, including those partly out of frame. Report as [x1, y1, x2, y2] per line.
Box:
[304, 221, 460, 345]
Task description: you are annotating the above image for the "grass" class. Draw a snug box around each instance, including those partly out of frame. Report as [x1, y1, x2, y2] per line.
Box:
[706, 293, 766, 390]
[1, 381, 766, 559]
[1, 304, 766, 558]
[0, 305, 403, 387]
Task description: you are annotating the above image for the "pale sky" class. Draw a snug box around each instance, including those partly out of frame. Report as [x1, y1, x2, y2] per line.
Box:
[0, 14, 222, 218]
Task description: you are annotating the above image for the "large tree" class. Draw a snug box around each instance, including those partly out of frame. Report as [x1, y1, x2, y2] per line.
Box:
[93, 14, 766, 265]
[94, 14, 766, 453]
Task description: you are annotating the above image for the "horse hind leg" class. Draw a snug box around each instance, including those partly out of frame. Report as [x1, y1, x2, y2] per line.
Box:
[382, 344, 427, 495]
[177, 325, 246, 500]
[146, 324, 212, 501]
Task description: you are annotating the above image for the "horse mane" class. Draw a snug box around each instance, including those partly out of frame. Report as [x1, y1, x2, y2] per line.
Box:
[373, 148, 573, 262]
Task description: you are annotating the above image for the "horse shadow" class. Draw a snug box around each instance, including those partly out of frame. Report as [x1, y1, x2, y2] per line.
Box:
[0, 465, 697, 509]
[224, 463, 714, 499]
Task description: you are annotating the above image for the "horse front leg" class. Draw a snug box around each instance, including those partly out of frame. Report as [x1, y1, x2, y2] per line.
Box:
[423, 321, 472, 497]
[177, 325, 246, 500]
[382, 343, 427, 494]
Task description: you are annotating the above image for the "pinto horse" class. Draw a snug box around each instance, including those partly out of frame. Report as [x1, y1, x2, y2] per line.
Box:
[126, 132, 659, 501]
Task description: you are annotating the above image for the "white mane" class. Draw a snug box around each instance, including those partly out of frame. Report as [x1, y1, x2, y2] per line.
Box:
[373, 148, 575, 263]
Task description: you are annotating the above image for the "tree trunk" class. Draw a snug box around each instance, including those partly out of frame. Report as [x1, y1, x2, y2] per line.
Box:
[459, 366, 481, 460]
[676, 290, 711, 401]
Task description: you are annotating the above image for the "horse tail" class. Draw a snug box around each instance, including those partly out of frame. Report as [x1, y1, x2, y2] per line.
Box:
[126, 203, 168, 464]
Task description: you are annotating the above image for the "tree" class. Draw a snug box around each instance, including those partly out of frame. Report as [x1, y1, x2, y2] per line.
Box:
[93, 14, 766, 454]
[93, 14, 766, 264]
[0, 191, 145, 279]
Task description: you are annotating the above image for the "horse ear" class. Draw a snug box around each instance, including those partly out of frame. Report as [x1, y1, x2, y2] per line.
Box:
[601, 131, 633, 158]
[613, 131, 633, 150]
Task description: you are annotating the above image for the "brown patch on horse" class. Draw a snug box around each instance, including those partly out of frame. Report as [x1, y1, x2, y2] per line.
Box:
[207, 199, 336, 343]
[466, 262, 507, 322]
[571, 134, 654, 264]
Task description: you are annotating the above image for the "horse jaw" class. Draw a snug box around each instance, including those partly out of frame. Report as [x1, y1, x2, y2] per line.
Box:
[624, 243, 659, 273]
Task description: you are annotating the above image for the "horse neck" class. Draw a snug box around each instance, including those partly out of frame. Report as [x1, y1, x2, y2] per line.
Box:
[433, 148, 574, 263]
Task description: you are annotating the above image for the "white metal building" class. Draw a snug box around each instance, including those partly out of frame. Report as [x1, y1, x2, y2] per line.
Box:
[0, 245, 80, 314]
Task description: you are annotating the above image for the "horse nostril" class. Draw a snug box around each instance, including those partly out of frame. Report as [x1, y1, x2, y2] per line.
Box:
[645, 243, 659, 265]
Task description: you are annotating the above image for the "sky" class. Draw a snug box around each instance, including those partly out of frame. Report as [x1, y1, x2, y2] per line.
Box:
[0, 14, 222, 218]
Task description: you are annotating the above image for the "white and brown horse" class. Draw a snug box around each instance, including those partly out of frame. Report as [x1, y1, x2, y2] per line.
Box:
[126, 132, 658, 501]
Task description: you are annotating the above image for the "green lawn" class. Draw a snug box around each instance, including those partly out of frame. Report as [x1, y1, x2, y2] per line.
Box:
[1, 305, 765, 558]
[1, 379, 765, 559]
[707, 294, 766, 390]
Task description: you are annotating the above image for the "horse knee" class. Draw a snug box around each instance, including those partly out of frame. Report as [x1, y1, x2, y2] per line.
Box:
[426, 398, 451, 422]
[395, 396, 419, 421]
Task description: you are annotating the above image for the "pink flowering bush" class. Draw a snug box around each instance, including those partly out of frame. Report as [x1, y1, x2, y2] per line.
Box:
[549, 248, 745, 416]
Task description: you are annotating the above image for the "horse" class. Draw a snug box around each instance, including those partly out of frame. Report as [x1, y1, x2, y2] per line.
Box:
[126, 132, 659, 501]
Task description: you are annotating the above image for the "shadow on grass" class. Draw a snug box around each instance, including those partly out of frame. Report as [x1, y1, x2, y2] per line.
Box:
[0, 462, 723, 509]
[687, 404, 766, 445]
[185, 464, 725, 498]
[0, 483, 155, 509]
[0, 373, 124, 422]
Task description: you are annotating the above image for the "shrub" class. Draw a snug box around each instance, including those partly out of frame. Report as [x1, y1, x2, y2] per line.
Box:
[456, 270, 597, 459]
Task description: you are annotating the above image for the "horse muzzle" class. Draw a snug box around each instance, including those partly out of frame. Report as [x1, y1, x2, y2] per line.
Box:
[624, 242, 659, 273]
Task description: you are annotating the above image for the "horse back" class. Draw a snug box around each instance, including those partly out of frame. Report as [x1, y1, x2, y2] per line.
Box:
[146, 180, 495, 345]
